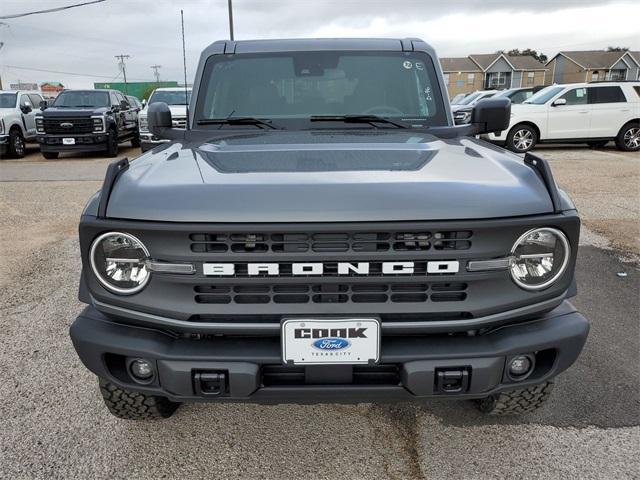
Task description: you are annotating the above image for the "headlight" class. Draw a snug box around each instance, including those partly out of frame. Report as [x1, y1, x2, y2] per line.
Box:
[92, 116, 105, 133]
[35, 117, 44, 133]
[90, 232, 150, 294]
[139, 115, 148, 132]
[509, 227, 570, 290]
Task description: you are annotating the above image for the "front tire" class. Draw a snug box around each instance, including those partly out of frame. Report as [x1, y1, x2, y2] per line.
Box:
[8, 128, 26, 158]
[476, 381, 553, 415]
[99, 378, 180, 420]
[131, 130, 141, 148]
[615, 121, 640, 152]
[42, 151, 59, 160]
[105, 129, 119, 157]
[506, 124, 538, 153]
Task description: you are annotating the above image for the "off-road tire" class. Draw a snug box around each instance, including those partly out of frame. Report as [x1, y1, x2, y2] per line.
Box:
[615, 121, 640, 152]
[476, 381, 554, 416]
[42, 151, 59, 160]
[131, 130, 141, 148]
[105, 129, 119, 157]
[8, 128, 26, 158]
[99, 378, 180, 420]
[506, 124, 538, 153]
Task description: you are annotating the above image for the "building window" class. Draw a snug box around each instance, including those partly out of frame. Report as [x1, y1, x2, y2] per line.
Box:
[467, 73, 475, 85]
[486, 72, 511, 89]
[443, 74, 450, 85]
[606, 69, 626, 81]
[527, 72, 535, 85]
[591, 71, 599, 82]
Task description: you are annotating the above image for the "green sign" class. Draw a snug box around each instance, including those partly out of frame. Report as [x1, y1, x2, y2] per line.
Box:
[93, 81, 179, 100]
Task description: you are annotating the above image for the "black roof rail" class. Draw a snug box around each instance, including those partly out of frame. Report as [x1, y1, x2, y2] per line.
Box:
[97, 157, 129, 218]
[524, 153, 561, 214]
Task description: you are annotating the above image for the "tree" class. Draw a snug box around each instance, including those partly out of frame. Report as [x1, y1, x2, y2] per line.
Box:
[141, 85, 156, 101]
[606, 46, 629, 52]
[505, 48, 548, 64]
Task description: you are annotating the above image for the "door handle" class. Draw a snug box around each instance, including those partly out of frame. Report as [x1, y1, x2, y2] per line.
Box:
[578, 111, 589, 114]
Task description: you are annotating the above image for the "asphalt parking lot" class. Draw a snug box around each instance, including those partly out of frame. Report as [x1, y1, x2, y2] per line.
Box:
[1, 142, 638, 479]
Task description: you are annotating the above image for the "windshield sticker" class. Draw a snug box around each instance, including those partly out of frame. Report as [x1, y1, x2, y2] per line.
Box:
[415, 62, 424, 71]
[403, 61, 413, 70]
[424, 87, 432, 101]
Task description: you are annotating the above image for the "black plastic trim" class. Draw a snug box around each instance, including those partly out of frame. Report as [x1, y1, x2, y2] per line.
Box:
[524, 153, 562, 214]
[97, 157, 129, 219]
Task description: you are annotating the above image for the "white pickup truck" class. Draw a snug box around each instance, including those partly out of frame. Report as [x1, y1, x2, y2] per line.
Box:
[484, 81, 640, 153]
[0, 90, 44, 158]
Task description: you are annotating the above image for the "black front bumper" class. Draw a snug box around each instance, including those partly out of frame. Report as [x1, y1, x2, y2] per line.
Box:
[70, 302, 589, 403]
[37, 134, 108, 152]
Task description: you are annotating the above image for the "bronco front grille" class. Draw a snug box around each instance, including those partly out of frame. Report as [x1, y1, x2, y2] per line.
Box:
[190, 230, 472, 254]
[43, 117, 93, 134]
[194, 282, 468, 305]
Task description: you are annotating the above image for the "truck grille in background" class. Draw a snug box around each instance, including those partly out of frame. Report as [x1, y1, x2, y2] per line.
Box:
[43, 117, 94, 134]
[194, 282, 467, 304]
[172, 117, 187, 128]
[190, 230, 472, 254]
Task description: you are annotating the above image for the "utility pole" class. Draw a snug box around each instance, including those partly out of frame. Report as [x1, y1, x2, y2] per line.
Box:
[228, 0, 234, 40]
[114, 54, 130, 94]
[0, 22, 9, 90]
[150, 64, 162, 84]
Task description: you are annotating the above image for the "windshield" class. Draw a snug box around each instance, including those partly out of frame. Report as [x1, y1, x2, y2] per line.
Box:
[195, 51, 447, 127]
[53, 91, 109, 108]
[0, 93, 17, 108]
[450, 93, 467, 104]
[524, 86, 564, 104]
[149, 90, 191, 105]
[457, 92, 483, 105]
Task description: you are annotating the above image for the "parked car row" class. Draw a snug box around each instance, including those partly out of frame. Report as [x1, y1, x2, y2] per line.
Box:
[0, 86, 191, 159]
[452, 81, 640, 152]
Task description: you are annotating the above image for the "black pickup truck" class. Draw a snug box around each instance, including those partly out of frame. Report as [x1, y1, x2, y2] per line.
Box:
[69, 38, 589, 420]
[36, 89, 139, 159]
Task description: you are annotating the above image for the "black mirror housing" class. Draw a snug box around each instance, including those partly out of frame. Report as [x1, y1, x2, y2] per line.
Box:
[39, 100, 48, 110]
[471, 98, 511, 134]
[148, 102, 184, 140]
[120, 99, 129, 110]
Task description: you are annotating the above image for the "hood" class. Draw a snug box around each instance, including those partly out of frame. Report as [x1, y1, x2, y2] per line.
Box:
[140, 105, 187, 117]
[42, 106, 109, 117]
[105, 130, 554, 222]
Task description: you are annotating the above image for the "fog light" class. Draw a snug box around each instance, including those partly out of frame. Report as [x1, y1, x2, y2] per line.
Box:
[508, 355, 533, 378]
[130, 358, 154, 380]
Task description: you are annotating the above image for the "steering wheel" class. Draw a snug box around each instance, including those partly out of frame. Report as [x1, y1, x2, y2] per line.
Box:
[362, 105, 404, 116]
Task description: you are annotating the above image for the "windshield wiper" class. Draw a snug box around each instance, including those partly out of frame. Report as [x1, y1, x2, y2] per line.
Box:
[310, 114, 411, 129]
[196, 117, 278, 129]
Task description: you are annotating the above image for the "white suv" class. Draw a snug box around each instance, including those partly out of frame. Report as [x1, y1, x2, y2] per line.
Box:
[485, 82, 640, 153]
[139, 87, 191, 152]
[0, 90, 44, 158]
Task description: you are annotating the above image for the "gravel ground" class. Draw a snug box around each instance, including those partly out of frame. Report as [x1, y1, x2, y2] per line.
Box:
[0, 144, 638, 479]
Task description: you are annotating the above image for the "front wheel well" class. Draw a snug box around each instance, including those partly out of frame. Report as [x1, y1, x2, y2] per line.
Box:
[9, 124, 24, 135]
[509, 121, 541, 139]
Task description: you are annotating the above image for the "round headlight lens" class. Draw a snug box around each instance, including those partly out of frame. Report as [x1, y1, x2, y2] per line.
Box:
[510, 227, 570, 290]
[90, 232, 150, 294]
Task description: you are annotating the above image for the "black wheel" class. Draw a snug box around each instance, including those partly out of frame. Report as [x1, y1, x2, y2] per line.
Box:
[615, 121, 640, 152]
[105, 129, 119, 157]
[99, 378, 180, 420]
[476, 381, 554, 416]
[587, 140, 608, 149]
[506, 124, 538, 153]
[42, 151, 59, 160]
[8, 128, 26, 158]
[131, 130, 141, 148]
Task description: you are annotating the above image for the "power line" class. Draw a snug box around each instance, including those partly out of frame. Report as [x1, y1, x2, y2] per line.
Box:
[114, 54, 130, 94]
[0, 0, 106, 20]
[3, 64, 152, 82]
[150, 64, 162, 83]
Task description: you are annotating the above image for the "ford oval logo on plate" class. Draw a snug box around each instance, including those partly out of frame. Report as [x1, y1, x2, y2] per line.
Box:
[312, 337, 350, 350]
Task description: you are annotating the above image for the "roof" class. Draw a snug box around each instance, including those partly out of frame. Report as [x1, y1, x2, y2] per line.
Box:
[553, 50, 639, 69]
[440, 57, 481, 72]
[152, 87, 193, 92]
[469, 53, 547, 71]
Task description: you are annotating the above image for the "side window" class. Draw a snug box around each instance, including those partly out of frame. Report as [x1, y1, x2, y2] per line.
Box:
[29, 94, 43, 106]
[19, 94, 31, 107]
[510, 90, 530, 104]
[109, 92, 119, 106]
[115, 92, 129, 107]
[589, 86, 626, 104]
[559, 87, 587, 105]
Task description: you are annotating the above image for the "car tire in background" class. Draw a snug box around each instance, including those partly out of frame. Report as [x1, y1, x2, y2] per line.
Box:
[42, 151, 59, 160]
[475, 381, 554, 415]
[131, 130, 141, 148]
[615, 121, 640, 152]
[105, 129, 119, 158]
[8, 128, 26, 158]
[99, 378, 180, 420]
[506, 123, 538, 153]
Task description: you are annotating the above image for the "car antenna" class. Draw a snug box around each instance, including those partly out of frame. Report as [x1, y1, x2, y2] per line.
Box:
[180, 9, 189, 130]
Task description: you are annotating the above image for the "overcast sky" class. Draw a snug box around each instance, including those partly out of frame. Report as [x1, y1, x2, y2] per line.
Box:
[1, 0, 639, 89]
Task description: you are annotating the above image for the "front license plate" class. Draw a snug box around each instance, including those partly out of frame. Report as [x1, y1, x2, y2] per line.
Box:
[62, 138, 75, 145]
[282, 318, 380, 365]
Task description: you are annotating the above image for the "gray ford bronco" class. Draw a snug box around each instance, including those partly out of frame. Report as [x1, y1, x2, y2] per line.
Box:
[70, 38, 589, 420]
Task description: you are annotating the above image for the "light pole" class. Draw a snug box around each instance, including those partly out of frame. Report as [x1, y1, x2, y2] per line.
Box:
[228, 0, 234, 40]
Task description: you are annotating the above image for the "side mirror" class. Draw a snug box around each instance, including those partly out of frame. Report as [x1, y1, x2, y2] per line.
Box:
[471, 97, 511, 134]
[39, 100, 48, 110]
[141, 99, 147, 108]
[120, 99, 130, 110]
[148, 102, 183, 140]
[21, 104, 33, 114]
[552, 98, 567, 107]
